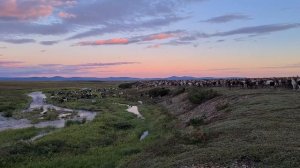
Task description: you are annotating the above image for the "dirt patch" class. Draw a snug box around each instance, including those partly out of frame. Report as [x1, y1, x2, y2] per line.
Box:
[160, 93, 194, 116]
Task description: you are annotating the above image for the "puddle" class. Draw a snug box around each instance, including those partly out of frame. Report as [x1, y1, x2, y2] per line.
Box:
[140, 131, 149, 140]
[0, 92, 97, 132]
[127, 106, 144, 119]
[114, 102, 144, 119]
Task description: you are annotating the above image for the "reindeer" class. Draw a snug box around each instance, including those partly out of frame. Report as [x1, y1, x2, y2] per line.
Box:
[291, 77, 298, 90]
[297, 77, 300, 90]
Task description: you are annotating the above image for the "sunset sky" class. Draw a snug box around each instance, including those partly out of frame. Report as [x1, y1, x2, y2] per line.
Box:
[0, 0, 299, 78]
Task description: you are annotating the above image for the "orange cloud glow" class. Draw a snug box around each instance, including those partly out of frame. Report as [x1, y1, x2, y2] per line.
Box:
[75, 31, 181, 46]
[145, 33, 176, 41]
[77, 38, 129, 46]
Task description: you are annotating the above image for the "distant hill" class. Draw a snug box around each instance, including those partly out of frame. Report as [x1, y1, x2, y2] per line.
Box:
[0, 76, 242, 81]
[0, 76, 137, 81]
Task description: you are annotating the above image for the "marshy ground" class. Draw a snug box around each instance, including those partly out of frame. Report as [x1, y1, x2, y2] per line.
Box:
[0, 82, 299, 168]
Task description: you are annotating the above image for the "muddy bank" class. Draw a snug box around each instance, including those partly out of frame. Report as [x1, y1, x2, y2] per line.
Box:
[160, 92, 232, 125]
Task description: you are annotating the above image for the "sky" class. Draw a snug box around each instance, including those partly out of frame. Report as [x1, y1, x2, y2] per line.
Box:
[0, 0, 299, 78]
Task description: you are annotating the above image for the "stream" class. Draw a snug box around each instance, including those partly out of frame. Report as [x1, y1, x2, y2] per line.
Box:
[0, 92, 97, 132]
[0, 92, 149, 141]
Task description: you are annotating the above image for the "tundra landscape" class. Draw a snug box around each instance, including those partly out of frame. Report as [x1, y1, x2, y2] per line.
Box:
[0, 79, 299, 167]
[0, 0, 300, 167]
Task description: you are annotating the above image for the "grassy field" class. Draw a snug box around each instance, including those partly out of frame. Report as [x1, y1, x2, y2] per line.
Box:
[0, 82, 299, 167]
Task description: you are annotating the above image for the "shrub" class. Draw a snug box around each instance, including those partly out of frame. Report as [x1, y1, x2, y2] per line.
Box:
[148, 88, 170, 97]
[172, 87, 186, 96]
[188, 89, 220, 104]
[188, 117, 205, 127]
[118, 82, 136, 89]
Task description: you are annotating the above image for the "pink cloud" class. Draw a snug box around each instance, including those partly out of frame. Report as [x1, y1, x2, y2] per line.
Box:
[0, 61, 138, 77]
[0, 60, 23, 68]
[0, 0, 76, 20]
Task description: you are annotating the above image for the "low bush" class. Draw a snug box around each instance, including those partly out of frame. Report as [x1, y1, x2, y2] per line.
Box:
[118, 82, 136, 89]
[148, 88, 170, 97]
[172, 87, 186, 96]
[188, 117, 206, 127]
[188, 88, 220, 104]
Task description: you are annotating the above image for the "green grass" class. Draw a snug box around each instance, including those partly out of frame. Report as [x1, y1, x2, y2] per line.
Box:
[0, 89, 31, 116]
[0, 127, 41, 148]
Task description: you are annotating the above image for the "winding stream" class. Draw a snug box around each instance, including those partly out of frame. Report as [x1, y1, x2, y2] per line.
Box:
[0, 92, 149, 141]
[0, 92, 97, 132]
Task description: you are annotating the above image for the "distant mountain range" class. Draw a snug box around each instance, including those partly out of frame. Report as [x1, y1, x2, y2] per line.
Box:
[0, 76, 225, 81]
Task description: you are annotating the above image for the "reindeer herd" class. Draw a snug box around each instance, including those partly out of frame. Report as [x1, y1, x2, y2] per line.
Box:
[134, 77, 300, 90]
[47, 77, 299, 103]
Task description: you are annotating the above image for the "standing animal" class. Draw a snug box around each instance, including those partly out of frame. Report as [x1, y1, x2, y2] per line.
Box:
[291, 78, 298, 90]
[265, 80, 275, 88]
